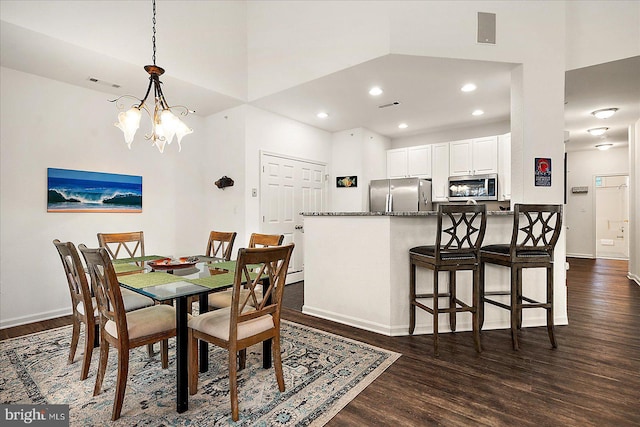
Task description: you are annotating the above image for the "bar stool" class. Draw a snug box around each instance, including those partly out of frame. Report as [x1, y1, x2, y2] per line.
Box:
[479, 204, 563, 350]
[409, 204, 487, 356]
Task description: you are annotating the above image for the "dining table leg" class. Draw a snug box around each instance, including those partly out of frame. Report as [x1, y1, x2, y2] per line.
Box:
[175, 296, 188, 413]
[198, 293, 209, 373]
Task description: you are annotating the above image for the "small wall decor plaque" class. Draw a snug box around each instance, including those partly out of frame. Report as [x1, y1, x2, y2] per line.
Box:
[336, 176, 357, 188]
[534, 158, 552, 187]
[47, 168, 142, 213]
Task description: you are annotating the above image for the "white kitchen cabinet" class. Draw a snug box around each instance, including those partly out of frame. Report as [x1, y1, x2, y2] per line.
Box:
[387, 148, 408, 178]
[472, 136, 498, 175]
[407, 145, 432, 178]
[387, 145, 432, 179]
[431, 142, 450, 201]
[449, 139, 473, 176]
[449, 137, 498, 176]
[498, 133, 511, 201]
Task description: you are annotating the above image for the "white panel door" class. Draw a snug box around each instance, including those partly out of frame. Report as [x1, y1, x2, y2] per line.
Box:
[261, 153, 326, 274]
[449, 139, 473, 176]
[407, 145, 432, 178]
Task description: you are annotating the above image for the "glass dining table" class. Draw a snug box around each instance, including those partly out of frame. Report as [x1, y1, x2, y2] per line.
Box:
[116, 257, 272, 414]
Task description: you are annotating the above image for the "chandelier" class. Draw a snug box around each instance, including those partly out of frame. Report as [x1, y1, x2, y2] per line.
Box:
[110, 0, 193, 153]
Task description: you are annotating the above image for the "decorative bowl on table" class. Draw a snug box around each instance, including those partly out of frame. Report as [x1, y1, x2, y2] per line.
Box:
[148, 257, 198, 271]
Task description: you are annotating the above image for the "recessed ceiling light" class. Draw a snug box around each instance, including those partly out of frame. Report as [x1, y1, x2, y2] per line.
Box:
[591, 108, 618, 119]
[588, 127, 608, 136]
[461, 83, 477, 92]
[316, 112, 329, 119]
[398, 123, 408, 129]
[472, 109, 484, 116]
[369, 87, 383, 96]
[596, 143, 613, 151]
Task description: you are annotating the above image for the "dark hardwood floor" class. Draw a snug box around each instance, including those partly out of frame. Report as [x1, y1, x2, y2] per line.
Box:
[2, 258, 639, 426]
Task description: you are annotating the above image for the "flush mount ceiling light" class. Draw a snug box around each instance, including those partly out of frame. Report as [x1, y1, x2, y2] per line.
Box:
[461, 83, 477, 92]
[316, 112, 329, 119]
[369, 86, 383, 96]
[591, 108, 618, 119]
[472, 109, 484, 116]
[588, 127, 608, 136]
[596, 143, 613, 151]
[398, 123, 408, 129]
[110, 0, 193, 153]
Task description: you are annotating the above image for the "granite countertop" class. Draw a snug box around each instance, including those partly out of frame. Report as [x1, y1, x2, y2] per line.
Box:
[302, 210, 513, 216]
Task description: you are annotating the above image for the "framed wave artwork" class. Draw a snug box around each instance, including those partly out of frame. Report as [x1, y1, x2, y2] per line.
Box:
[47, 168, 142, 213]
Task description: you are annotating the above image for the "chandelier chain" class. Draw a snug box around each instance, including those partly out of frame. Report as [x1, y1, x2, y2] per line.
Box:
[151, 0, 157, 66]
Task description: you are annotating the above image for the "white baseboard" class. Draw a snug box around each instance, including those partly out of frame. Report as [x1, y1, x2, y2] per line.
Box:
[301, 305, 568, 336]
[628, 273, 640, 286]
[0, 307, 71, 330]
[302, 305, 394, 336]
[566, 253, 594, 259]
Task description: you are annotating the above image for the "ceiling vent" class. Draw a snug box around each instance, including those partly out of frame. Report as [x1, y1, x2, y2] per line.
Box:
[378, 101, 400, 109]
[88, 77, 121, 89]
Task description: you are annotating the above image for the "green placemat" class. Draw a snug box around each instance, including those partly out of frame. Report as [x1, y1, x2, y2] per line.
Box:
[187, 273, 235, 290]
[114, 264, 145, 274]
[118, 272, 184, 289]
[206, 260, 237, 271]
[112, 255, 166, 264]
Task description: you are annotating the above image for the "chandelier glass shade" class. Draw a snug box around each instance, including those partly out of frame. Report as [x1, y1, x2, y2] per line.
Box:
[111, 0, 192, 153]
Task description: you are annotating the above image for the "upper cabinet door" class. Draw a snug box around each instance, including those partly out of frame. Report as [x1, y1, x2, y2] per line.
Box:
[472, 136, 498, 175]
[407, 145, 432, 178]
[449, 139, 473, 176]
[387, 148, 408, 178]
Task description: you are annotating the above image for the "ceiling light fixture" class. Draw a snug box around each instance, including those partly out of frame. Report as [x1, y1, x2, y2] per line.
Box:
[461, 83, 477, 92]
[317, 112, 329, 119]
[369, 87, 383, 96]
[591, 108, 618, 119]
[110, 0, 193, 153]
[398, 123, 408, 129]
[588, 127, 608, 136]
[472, 109, 484, 116]
[596, 143, 613, 151]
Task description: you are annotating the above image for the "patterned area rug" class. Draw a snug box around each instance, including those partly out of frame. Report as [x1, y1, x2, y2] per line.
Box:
[0, 320, 399, 426]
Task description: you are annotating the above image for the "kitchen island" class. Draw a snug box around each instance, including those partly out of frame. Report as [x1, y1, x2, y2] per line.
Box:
[301, 211, 567, 337]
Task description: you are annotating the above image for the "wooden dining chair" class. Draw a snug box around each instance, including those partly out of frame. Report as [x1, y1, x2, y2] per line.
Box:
[53, 240, 156, 381]
[188, 244, 294, 421]
[207, 233, 284, 310]
[97, 231, 147, 276]
[79, 244, 177, 421]
[205, 230, 237, 261]
[479, 204, 563, 350]
[53, 239, 97, 381]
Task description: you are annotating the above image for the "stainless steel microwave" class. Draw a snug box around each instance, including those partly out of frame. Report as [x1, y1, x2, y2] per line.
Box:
[448, 174, 498, 201]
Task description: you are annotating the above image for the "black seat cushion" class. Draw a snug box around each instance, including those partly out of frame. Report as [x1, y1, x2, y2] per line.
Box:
[410, 245, 476, 260]
[481, 244, 550, 258]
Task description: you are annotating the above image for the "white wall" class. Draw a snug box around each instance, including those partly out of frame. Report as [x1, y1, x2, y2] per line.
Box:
[0, 67, 209, 328]
[565, 0, 640, 71]
[331, 128, 390, 212]
[247, 0, 391, 99]
[566, 147, 630, 258]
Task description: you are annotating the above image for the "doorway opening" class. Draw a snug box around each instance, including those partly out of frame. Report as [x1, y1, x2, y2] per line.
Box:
[594, 174, 629, 260]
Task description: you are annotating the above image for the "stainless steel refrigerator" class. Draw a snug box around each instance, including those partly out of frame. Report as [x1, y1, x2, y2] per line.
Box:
[369, 178, 433, 212]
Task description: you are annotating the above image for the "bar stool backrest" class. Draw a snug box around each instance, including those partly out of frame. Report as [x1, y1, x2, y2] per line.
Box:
[510, 204, 563, 259]
[435, 204, 487, 259]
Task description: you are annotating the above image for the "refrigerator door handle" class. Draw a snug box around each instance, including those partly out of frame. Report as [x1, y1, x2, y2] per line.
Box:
[386, 193, 392, 212]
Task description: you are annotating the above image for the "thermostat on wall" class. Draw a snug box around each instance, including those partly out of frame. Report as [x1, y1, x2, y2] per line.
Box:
[571, 186, 588, 194]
